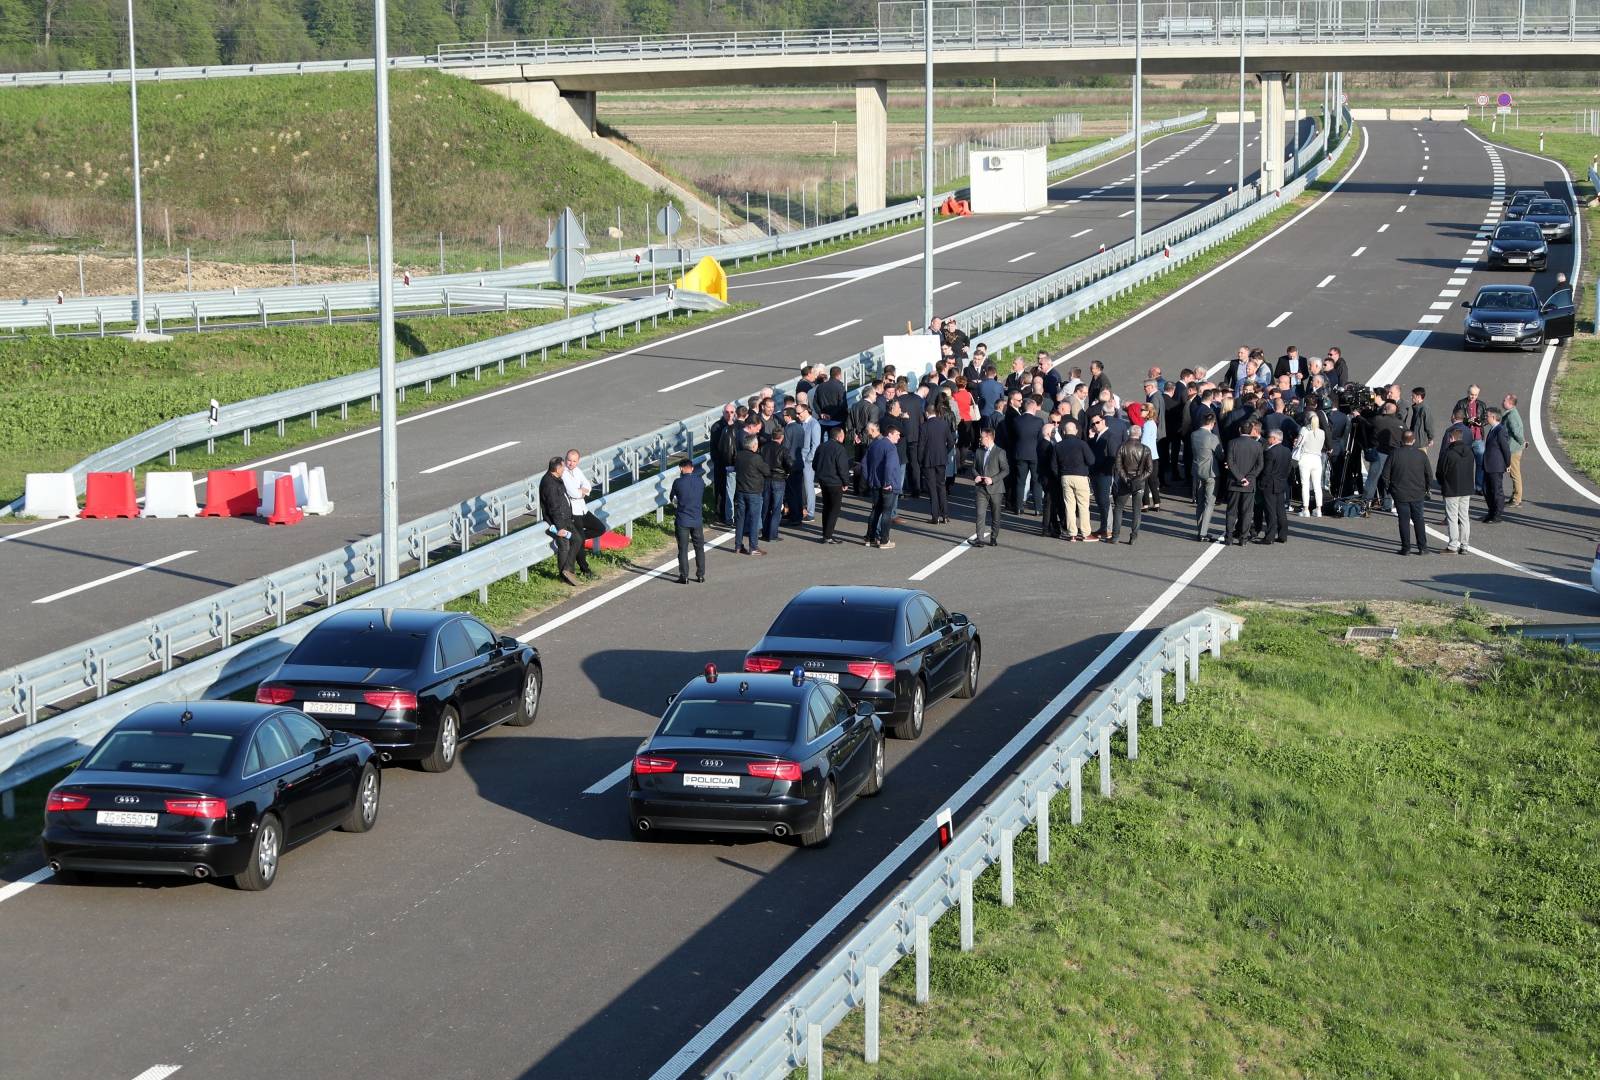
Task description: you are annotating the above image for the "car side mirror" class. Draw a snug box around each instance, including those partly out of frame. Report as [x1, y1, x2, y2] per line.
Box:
[950, 612, 970, 628]
[327, 730, 350, 748]
[855, 701, 875, 718]
[1460, 301, 1471, 309]
[499, 635, 519, 649]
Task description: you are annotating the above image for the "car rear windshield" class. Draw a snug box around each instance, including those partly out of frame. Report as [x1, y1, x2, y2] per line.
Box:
[768, 603, 897, 642]
[1476, 291, 1537, 310]
[1527, 201, 1567, 215]
[287, 625, 427, 668]
[658, 700, 797, 741]
[1496, 223, 1541, 240]
[84, 730, 235, 776]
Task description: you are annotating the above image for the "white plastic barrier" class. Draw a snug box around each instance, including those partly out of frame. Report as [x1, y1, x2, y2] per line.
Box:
[287, 462, 313, 507]
[23, 473, 79, 519]
[140, 471, 202, 518]
[302, 466, 335, 516]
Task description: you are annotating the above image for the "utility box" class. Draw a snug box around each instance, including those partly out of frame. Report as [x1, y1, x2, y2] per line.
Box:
[968, 146, 1048, 214]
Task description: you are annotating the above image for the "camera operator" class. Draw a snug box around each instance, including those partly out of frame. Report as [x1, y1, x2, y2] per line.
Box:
[1360, 398, 1404, 513]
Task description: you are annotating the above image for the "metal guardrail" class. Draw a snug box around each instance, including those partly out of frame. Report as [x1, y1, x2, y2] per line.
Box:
[1045, 109, 1206, 176]
[0, 108, 1344, 792]
[708, 606, 1243, 1079]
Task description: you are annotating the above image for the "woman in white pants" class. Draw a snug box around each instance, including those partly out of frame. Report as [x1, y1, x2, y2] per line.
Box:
[1295, 413, 1327, 516]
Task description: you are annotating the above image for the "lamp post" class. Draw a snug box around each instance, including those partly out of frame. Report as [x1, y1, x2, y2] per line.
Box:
[374, 0, 400, 584]
[922, 0, 934, 331]
[1237, 0, 1245, 203]
[1133, 0, 1143, 256]
[125, 0, 148, 337]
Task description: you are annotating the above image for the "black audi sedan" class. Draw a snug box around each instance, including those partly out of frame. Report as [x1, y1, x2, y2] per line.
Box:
[629, 666, 883, 846]
[744, 586, 979, 740]
[1461, 284, 1576, 350]
[256, 608, 542, 773]
[1503, 189, 1549, 220]
[1485, 221, 1549, 270]
[1521, 198, 1574, 243]
[41, 701, 379, 890]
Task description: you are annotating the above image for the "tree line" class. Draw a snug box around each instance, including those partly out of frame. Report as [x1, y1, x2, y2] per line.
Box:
[0, 0, 880, 70]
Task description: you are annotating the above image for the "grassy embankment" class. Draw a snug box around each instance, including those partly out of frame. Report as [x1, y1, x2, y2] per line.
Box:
[0, 303, 739, 505]
[809, 600, 1600, 1078]
[0, 71, 669, 273]
[1467, 120, 1600, 485]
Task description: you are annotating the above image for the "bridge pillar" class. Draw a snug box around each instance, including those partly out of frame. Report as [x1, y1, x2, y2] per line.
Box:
[483, 81, 597, 142]
[1259, 72, 1287, 194]
[855, 79, 889, 213]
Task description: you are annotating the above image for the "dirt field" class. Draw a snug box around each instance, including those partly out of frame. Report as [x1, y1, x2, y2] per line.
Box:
[0, 252, 432, 301]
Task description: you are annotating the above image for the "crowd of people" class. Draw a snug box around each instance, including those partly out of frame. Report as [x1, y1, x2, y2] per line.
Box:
[547, 318, 1531, 583]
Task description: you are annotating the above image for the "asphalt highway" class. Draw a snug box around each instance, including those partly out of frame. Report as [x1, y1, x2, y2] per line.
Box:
[0, 119, 1310, 668]
[0, 120, 1592, 1080]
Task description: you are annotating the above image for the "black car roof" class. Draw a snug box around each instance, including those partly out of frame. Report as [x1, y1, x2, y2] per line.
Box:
[121, 700, 283, 735]
[312, 608, 460, 635]
[783, 585, 920, 608]
[673, 671, 819, 705]
[1475, 284, 1537, 295]
[1526, 200, 1568, 212]
[1510, 189, 1547, 198]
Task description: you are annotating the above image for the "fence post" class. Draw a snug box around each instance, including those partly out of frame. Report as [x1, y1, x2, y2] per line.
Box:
[863, 965, 880, 1063]
[1000, 827, 1014, 906]
[1098, 724, 1112, 795]
[1035, 789, 1050, 864]
[914, 915, 930, 1003]
[959, 868, 974, 951]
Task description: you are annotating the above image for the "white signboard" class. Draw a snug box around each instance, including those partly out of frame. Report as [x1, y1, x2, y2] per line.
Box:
[883, 335, 942, 381]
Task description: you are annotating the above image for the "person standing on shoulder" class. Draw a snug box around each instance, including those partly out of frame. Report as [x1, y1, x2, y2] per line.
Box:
[669, 459, 706, 584]
[1383, 430, 1433, 556]
[1501, 394, 1527, 506]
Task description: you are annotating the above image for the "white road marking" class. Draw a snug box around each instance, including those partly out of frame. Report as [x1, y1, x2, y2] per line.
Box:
[1530, 342, 1600, 508]
[1422, 164, 1429, 170]
[1351, 246, 1367, 257]
[1417, 176, 1425, 182]
[33, 550, 197, 605]
[1268, 311, 1293, 328]
[1037, 208, 1056, 214]
[1367, 328, 1431, 387]
[907, 534, 980, 581]
[932, 281, 963, 294]
[1021, 215, 1039, 221]
[129, 1068, 182, 1080]
[1396, 204, 1407, 213]
[1067, 199, 1081, 204]
[1418, 314, 1443, 324]
[1183, 179, 1196, 186]
[1427, 527, 1590, 590]
[1378, 223, 1390, 233]
[1118, 210, 1134, 218]
[0, 866, 54, 904]
[0, 517, 78, 546]
[419, 440, 520, 474]
[647, 540, 1228, 1080]
[1428, 301, 1453, 310]
[1409, 188, 1418, 196]
[1007, 251, 1037, 263]
[582, 761, 633, 796]
[1316, 274, 1336, 288]
[1206, 168, 1217, 175]
[812, 319, 861, 337]
[1070, 228, 1094, 238]
[655, 369, 727, 393]
[1448, 277, 1468, 285]
[1439, 289, 1460, 297]
[1223, 158, 1233, 165]
[1156, 193, 1171, 200]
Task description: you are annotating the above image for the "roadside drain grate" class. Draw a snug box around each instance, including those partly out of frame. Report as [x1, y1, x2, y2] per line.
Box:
[1344, 626, 1399, 641]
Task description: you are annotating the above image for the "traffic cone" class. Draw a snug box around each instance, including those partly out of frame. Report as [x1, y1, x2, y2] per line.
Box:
[265, 474, 303, 526]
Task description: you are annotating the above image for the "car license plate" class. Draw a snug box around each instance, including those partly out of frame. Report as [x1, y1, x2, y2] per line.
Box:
[683, 773, 740, 790]
[1508, 257, 1527, 264]
[96, 810, 158, 828]
[303, 701, 356, 716]
[1492, 334, 1517, 342]
[805, 671, 840, 684]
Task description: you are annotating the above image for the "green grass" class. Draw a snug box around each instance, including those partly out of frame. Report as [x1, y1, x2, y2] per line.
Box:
[810, 601, 1600, 1079]
[1551, 338, 1600, 483]
[0, 71, 667, 269]
[0, 304, 741, 504]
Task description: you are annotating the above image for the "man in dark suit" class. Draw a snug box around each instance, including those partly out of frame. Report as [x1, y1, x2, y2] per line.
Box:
[812, 365, 848, 430]
[973, 427, 1009, 547]
[669, 458, 707, 584]
[1324, 347, 1349, 388]
[539, 457, 580, 586]
[1190, 413, 1223, 541]
[708, 402, 740, 526]
[919, 406, 954, 523]
[1481, 408, 1512, 522]
[1382, 430, 1433, 555]
[814, 426, 852, 544]
[1224, 422, 1264, 546]
[1086, 360, 1112, 406]
[1273, 345, 1306, 381]
[1009, 398, 1045, 515]
[1257, 429, 1294, 544]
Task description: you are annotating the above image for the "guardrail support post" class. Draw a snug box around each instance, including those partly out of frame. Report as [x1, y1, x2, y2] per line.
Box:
[959, 867, 975, 951]
[1211, 623, 1224, 658]
[1188, 627, 1202, 683]
[806, 1023, 822, 1080]
[1098, 725, 1112, 795]
[1035, 789, 1050, 864]
[1149, 668, 1163, 727]
[863, 965, 880, 1063]
[1000, 827, 1014, 907]
[1069, 755, 1083, 824]
[914, 915, 930, 1003]
[1126, 698, 1139, 761]
[1174, 641, 1186, 703]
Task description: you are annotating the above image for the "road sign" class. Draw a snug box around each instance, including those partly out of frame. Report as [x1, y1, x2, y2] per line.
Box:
[553, 250, 586, 288]
[1498, 92, 1514, 107]
[547, 207, 588, 253]
[1340, 92, 1348, 104]
[655, 204, 682, 238]
[648, 247, 691, 265]
[1476, 93, 1489, 106]
[1497, 105, 1512, 116]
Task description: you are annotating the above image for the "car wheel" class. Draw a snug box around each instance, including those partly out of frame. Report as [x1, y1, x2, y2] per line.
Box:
[420, 707, 460, 773]
[860, 735, 886, 797]
[509, 666, 541, 727]
[799, 781, 835, 847]
[954, 640, 981, 699]
[234, 815, 282, 892]
[339, 765, 381, 833]
[891, 679, 926, 740]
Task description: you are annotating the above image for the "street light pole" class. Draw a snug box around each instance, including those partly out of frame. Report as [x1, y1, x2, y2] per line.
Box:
[1133, 0, 1143, 256]
[374, 0, 400, 585]
[1237, 2, 1246, 204]
[125, 0, 148, 336]
[922, 0, 934, 331]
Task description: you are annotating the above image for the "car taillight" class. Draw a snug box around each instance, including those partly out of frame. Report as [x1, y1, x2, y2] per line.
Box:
[632, 755, 677, 775]
[255, 684, 294, 704]
[744, 655, 783, 673]
[847, 661, 896, 681]
[747, 760, 802, 782]
[165, 797, 228, 820]
[363, 690, 418, 711]
[45, 791, 90, 813]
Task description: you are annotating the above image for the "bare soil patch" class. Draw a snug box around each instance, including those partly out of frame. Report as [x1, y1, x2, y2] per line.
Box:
[0, 252, 430, 301]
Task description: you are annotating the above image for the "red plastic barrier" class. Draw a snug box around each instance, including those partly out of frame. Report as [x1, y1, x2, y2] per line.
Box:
[80, 471, 138, 519]
[265, 475, 303, 526]
[200, 470, 260, 517]
[592, 530, 630, 552]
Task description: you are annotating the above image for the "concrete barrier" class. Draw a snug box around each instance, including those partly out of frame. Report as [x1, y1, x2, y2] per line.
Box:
[141, 472, 202, 518]
[1216, 110, 1258, 124]
[1349, 107, 1389, 120]
[1429, 107, 1470, 121]
[1388, 107, 1430, 120]
[22, 474, 79, 519]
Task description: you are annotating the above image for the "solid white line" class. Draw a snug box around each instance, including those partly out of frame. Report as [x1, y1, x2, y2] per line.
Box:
[33, 550, 197, 605]
[1426, 526, 1590, 590]
[1351, 246, 1367, 257]
[519, 531, 735, 643]
[129, 1068, 182, 1080]
[1007, 251, 1037, 264]
[582, 761, 633, 796]
[1268, 311, 1293, 328]
[418, 440, 520, 474]
[1056, 127, 1369, 365]
[648, 540, 1227, 1080]
[907, 534, 979, 581]
[1070, 228, 1094, 238]
[812, 319, 861, 337]
[932, 281, 963, 294]
[1316, 274, 1336, 288]
[0, 866, 54, 905]
[1367, 328, 1432, 386]
[1377, 223, 1390, 233]
[656, 368, 726, 393]
[1021, 215, 1039, 221]
[0, 517, 78, 546]
[1531, 345, 1600, 508]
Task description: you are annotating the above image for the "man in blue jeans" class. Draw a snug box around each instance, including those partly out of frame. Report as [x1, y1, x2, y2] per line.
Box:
[862, 427, 904, 550]
[733, 435, 770, 556]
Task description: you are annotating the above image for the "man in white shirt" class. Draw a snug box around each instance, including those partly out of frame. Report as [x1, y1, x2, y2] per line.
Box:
[562, 448, 602, 575]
